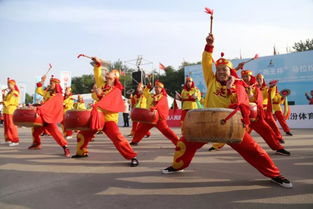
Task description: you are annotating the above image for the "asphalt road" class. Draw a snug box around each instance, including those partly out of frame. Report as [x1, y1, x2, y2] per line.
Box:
[0, 126, 312, 209]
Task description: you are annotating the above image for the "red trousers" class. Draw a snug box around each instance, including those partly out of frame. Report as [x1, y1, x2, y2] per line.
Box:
[172, 133, 281, 178]
[42, 127, 51, 135]
[275, 111, 291, 133]
[131, 121, 151, 136]
[61, 121, 73, 137]
[264, 111, 283, 140]
[132, 120, 179, 145]
[76, 121, 137, 160]
[32, 123, 68, 147]
[3, 114, 19, 143]
[249, 118, 284, 150]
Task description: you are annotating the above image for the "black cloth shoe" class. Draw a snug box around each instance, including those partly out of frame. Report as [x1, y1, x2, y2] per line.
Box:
[271, 175, 293, 188]
[286, 132, 293, 136]
[71, 154, 88, 158]
[208, 147, 216, 151]
[276, 149, 291, 156]
[279, 139, 285, 144]
[130, 158, 139, 167]
[130, 142, 138, 146]
[162, 166, 184, 174]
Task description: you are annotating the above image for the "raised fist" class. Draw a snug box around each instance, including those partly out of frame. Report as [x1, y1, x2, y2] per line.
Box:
[206, 33, 214, 45]
[92, 57, 102, 66]
[41, 75, 47, 83]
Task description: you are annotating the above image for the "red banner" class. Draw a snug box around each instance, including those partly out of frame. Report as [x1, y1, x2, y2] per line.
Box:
[167, 109, 182, 127]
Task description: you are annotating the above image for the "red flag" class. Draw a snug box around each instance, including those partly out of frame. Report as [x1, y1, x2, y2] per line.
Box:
[204, 7, 214, 15]
[159, 63, 166, 70]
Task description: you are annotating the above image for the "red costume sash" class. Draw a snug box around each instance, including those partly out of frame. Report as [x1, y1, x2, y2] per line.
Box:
[90, 87, 125, 130]
[37, 93, 64, 123]
[153, 94, 169, 120]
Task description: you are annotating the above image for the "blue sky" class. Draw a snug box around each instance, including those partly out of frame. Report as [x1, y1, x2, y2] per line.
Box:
[0, 0, 313, 93]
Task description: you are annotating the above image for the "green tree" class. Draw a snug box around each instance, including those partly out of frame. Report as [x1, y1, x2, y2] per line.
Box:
[154, 65, 184, 97]
[110, 60, 124, 71]
[71, 74, 94, 94]
[292, 38, 313, 52]
[69, 60, 199, 98]
[152, 61, 201, 97]
[25, 93, 33, 104]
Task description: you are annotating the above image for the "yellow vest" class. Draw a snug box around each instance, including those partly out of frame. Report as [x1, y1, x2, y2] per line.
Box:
[181, 87, 201, 110]
[260, 87, 269, 106]
[272, 93, 283, 112]
[3, 90, 19, 114]
[63, 96, 74, 112]
[73, 102, 86, 110]
[132, 87, 151, 108]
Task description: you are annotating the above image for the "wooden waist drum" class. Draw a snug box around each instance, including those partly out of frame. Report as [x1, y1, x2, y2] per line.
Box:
[13, 108, 43, 127]
[182, 108, 245, 143]
[131, 108, 159, 124]
[64, 110, 104, 130]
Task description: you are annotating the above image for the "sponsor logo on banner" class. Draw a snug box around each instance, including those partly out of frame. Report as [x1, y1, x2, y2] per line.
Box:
[285, 105, 313, 128]
[167, 109, 182, 127]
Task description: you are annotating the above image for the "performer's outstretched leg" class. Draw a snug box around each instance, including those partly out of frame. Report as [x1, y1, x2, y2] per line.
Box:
[131, 123, 154, 145]
[103, 121, 137, 160]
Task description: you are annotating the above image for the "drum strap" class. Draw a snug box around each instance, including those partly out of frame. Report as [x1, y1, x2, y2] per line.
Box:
[222, 106, 240, 123]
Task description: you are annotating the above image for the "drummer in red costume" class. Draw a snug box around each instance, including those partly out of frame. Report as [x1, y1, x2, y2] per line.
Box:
[241, 70, 290, 155]
[208, 70, 291, 155]
[130, 81, 179, 146]
[72, 57, 139, 167]
[28, 75, 71, 157]
[271, 85, 293, 136]
[162, 34, 293, 188]
[177, 77, 201, 124]
[1, 78, 20, 146]
[62, 87, 74, 139]
[128, 82, 151, 137]
[256, 74, 288, 142]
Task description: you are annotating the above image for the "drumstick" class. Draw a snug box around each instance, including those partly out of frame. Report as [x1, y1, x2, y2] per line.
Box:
[204, 7, 214, 34]
[77, 54, 92, 59]
[243, 54, 259, 65]
[43, 63, 53, 77]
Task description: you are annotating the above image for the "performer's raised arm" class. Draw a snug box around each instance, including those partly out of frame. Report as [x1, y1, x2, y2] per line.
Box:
[36, 75, 47, 97]
[202, 34, 215, 86]
[92, 57, 106, 88]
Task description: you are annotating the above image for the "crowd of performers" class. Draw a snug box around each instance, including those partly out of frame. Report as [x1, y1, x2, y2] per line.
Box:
[1, 33, 295, 188]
